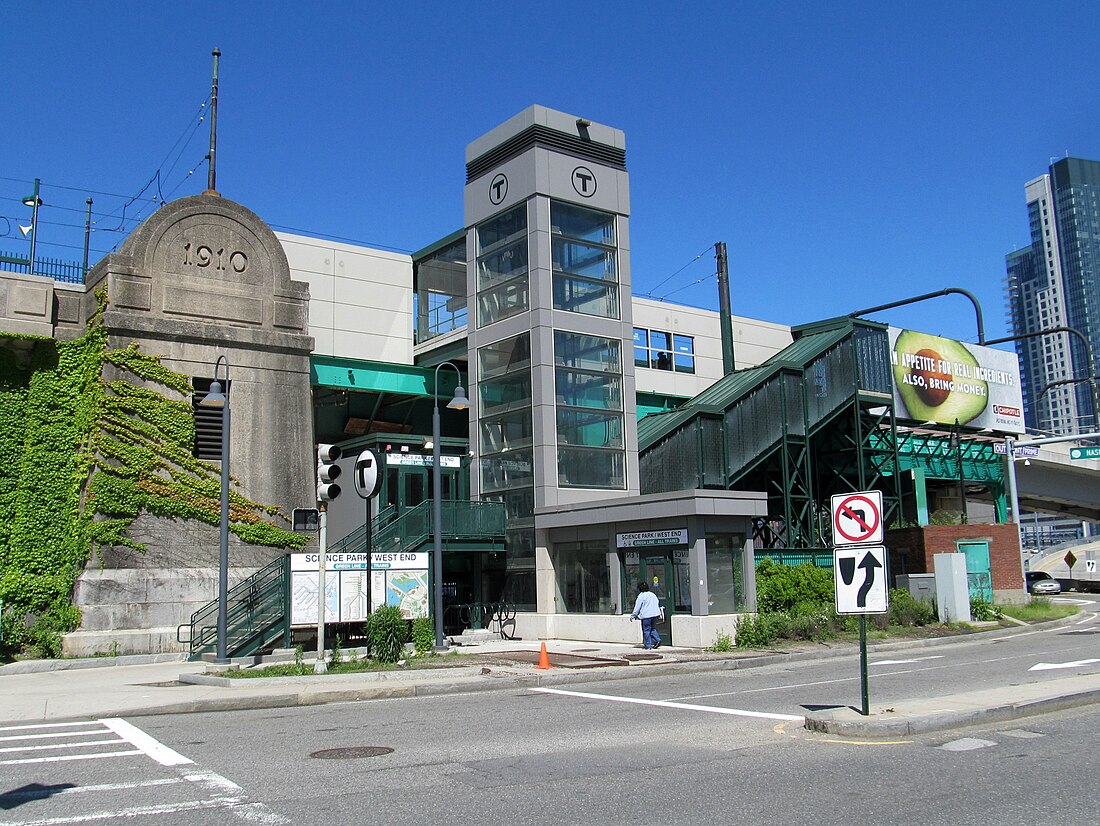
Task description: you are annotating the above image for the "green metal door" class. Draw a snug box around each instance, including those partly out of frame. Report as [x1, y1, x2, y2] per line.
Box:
[958, 541, 992, 602]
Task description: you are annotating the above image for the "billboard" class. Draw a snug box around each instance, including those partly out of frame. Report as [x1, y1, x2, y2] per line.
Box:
[889, 327, 1024, 434]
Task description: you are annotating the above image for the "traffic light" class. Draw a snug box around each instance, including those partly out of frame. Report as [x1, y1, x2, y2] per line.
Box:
[317, 443, 342, 502]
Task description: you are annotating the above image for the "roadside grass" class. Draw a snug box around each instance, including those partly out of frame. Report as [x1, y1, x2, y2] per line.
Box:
[999, 598, 1078, 623]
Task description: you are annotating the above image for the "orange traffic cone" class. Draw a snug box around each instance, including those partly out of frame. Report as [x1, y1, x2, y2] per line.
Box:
[537, 642, 551, 670]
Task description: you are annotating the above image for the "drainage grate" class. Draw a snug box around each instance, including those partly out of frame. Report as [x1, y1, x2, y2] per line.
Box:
[310, 746, 394, 760]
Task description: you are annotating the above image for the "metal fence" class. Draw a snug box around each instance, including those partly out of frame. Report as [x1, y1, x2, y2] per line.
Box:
[0, 252, 85, 284]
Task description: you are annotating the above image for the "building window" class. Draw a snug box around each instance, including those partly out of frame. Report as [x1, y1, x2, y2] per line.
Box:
[555, 541, 612, 613]
[554, 330, 626, 489]
[550, 201, 619, 318]
[705, 533, 746, 613]
[413, 236, 467, 343]
[633, 327, 695, 373]
[476, 205, 528, 327]
[478, 333, 534, 499]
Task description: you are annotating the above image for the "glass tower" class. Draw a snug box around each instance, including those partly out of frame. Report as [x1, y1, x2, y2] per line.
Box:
[1005, 158, 1100, 434]
[463, 107, 640, 609]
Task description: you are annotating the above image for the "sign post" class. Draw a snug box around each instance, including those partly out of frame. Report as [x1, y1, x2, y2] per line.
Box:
[831, 491, 889, 716]
[353, 448, 382, 651]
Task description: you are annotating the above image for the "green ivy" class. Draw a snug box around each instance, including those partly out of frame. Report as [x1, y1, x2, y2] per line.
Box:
[1, 291, 306, 658]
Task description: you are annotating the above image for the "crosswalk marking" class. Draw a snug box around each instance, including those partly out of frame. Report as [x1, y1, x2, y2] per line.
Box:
[101, 718, 193, 767]
[0, 749, 143, 766]
[0, 720, 289, 824]
[0, 738, 126, 754]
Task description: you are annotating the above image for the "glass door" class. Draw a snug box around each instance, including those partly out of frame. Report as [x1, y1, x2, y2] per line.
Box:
[622, 551, 676, 645]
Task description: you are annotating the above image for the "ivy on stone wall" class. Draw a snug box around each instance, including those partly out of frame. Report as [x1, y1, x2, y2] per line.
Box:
[0, 290, 306, 657]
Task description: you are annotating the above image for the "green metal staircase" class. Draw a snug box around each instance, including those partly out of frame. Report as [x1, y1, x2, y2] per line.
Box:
[178, 556, 290, 661]
[179, 500, 506, 661]
[638, 317, 904, 556]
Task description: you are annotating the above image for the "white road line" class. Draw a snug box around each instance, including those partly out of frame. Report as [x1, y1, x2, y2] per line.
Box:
[1029, 658, 1100, 671]
[872, 656, 945, 666]
[0, 778, 183, 803]
[0, 750, 143, 766]
[183, 769, 243, 795]
[0, 738, 124, 754]
[100, 718, 193, 766]
[0, 730, 110, 743]
[0, 721, 101, 733]
[0, 797, 240, 826]
[532, 686, 804, 721]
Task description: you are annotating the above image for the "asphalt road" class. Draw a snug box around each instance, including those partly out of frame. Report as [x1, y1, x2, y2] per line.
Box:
[3, 595, 1098, 825]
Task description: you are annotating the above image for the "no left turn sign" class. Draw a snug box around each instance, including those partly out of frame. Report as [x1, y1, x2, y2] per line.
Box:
[831, 491, 884, 547]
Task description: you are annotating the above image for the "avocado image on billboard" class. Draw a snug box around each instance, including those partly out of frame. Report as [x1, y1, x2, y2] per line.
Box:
[892, 330, 987, 423]
[888, 328, 1025, 433]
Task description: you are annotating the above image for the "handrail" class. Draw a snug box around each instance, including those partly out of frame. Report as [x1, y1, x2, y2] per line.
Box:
[179, 555, 289, 660]
[374, 500, 507, 552]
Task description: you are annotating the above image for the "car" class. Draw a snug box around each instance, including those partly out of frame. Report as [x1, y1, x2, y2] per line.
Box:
[1026, 570, 1062, 595]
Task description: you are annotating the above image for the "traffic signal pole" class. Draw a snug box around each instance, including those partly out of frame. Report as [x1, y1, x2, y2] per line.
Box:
[315, 506, 328, 673]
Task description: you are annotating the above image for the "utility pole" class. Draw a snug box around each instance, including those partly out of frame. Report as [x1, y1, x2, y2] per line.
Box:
[82, 198, 93, 276]
[206, 47, 221, 195]
[715, 242, 735, 374]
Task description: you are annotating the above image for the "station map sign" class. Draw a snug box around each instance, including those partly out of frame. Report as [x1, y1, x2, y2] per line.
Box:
[290, 552, 429, 625]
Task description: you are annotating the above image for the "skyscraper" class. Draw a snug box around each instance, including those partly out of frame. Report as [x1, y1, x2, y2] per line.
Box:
[1005, 157, 1100, 434]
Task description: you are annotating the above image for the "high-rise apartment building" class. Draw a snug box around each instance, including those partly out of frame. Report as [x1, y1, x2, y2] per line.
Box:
[1005, 157, 1100, 434]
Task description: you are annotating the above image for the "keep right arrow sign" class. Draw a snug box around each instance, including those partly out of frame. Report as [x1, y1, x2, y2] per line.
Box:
[835, 546, 889, 615]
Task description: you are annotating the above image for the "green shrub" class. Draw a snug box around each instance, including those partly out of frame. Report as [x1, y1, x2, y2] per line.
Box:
[708, 630, 734, 652]
[734, 613, 774, 648]
[763, 611, 792, 640]
[788, 610, 833, 641]
[411, 616, 435, 655]
[970, 598, 1002, 622]
[368, 606, 408, 663]
[756, 558, 834, 614]
[888, 588, 936, 626]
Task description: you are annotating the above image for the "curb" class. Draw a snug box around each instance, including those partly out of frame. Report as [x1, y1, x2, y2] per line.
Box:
[804, 683, 1100, 738]
[0, 652, 187, 676]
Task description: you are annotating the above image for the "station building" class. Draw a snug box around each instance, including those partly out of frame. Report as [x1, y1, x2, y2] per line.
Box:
[0, 105, 1025, 657]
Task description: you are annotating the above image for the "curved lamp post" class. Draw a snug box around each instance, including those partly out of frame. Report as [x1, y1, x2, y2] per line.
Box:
[21, 179, 42, 276]
[198, 355, 231, 662]
[948, 418, 967, 524]
[431, 362, 470, 652]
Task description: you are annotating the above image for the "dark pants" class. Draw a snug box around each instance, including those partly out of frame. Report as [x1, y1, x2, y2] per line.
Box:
[641, 616, 661, 649]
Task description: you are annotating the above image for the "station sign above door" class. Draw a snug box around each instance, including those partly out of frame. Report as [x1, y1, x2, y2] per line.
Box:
[616, 529, 688, 548]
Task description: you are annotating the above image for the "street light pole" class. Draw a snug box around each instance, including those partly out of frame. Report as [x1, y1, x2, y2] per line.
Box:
[198, 355, 231, 662]
[431, 362, 470, 652]
[949, 419, 967, 524]
[22, 179, 42, 277]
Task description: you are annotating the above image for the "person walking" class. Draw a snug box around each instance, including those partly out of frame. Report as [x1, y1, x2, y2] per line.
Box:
[629, 581, 662, 649]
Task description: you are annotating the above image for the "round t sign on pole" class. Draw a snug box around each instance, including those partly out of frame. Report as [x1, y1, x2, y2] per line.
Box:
[831, 491, 884, 547]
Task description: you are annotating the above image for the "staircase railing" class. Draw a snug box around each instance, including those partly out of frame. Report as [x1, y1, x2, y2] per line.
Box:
[177, 556, 290, 661]
[328, 504, 397, 554]
[373, 500, 507, 553]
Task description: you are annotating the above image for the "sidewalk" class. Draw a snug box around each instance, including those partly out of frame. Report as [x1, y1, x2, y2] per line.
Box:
[2, 629, 1099, 737]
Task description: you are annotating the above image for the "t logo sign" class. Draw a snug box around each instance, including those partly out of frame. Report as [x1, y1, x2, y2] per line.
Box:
[489, 173, 508, 205]
[572, 166, 597, 197]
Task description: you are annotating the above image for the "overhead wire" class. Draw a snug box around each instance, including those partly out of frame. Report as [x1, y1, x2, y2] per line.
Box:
[640, 244, 713, 299]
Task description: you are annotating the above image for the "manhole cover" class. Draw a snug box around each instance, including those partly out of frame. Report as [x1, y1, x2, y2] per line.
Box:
[310, 746, 394, 760]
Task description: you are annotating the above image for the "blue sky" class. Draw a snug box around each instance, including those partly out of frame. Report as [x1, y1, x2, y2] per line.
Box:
[3, 1, 1098, 343]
